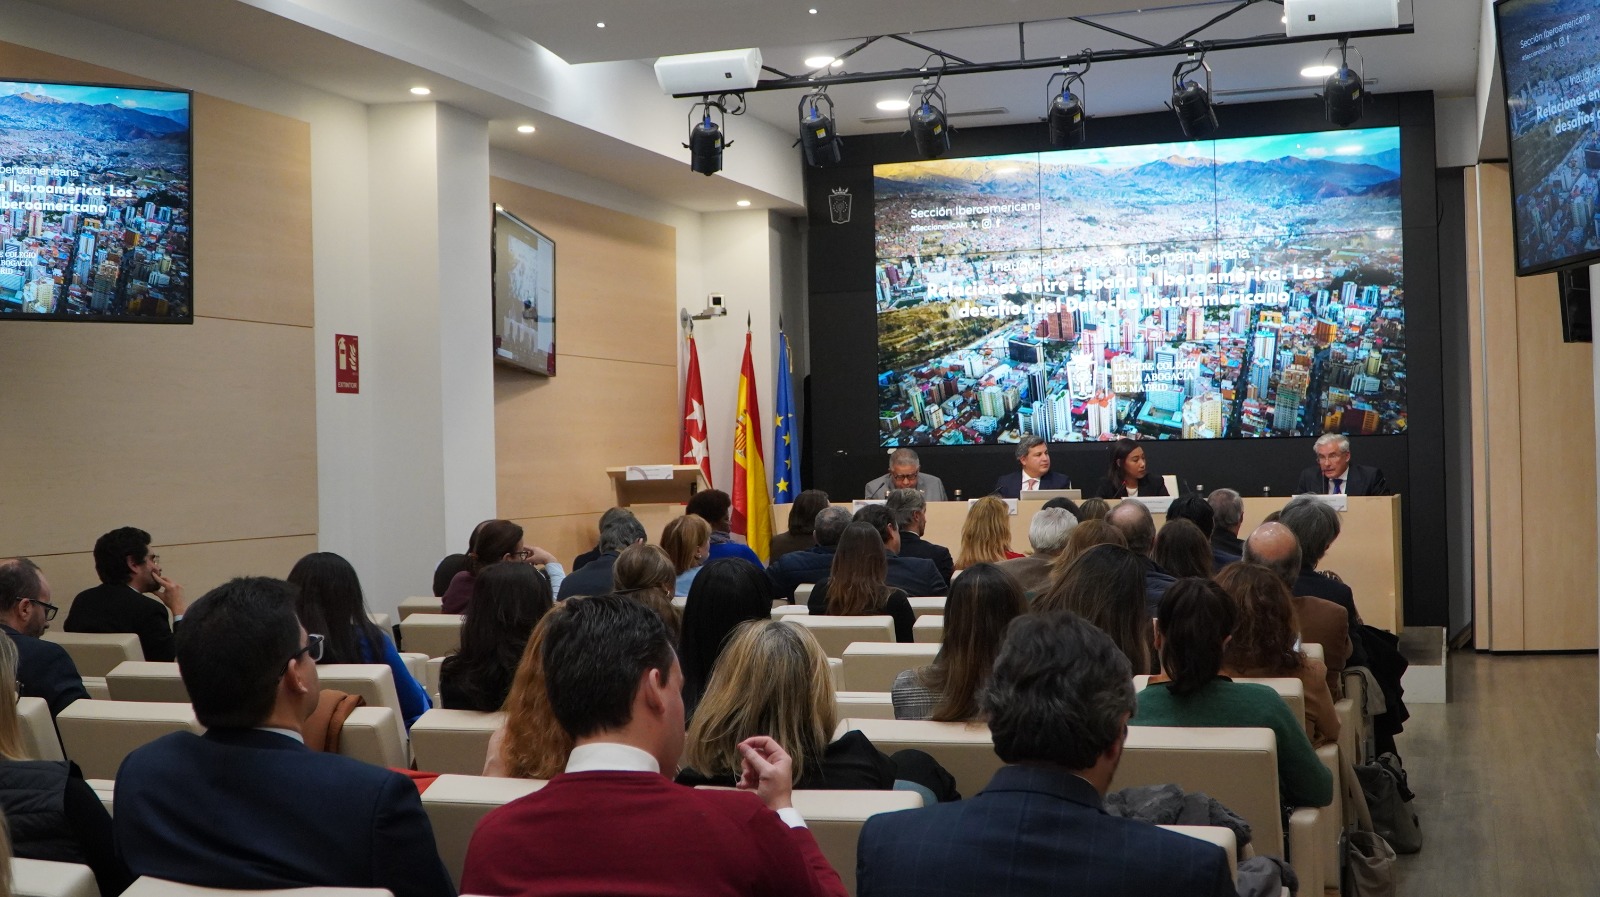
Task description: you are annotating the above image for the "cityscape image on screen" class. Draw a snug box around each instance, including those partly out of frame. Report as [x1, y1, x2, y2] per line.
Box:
[0, 80, 192, 320]
[873, 127, 1405, 446]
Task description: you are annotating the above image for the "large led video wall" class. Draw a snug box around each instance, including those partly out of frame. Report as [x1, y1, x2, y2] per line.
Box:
[874, 127, 1404, 446]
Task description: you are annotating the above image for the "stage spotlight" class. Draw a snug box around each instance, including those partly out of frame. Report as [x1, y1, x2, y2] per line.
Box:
[1045, 61, 1090, 148]
[1169, 49, 1217, 139]
[685, 99, 732, 176]
[797, 87, 842, 167]
[908, 81, 951, 159]
[1323, 41, 1365, 127]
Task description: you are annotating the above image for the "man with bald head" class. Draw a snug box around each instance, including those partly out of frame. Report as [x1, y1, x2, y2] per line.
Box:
[1106, 501, 1175, 615]
[1242, 523, 1352, 688]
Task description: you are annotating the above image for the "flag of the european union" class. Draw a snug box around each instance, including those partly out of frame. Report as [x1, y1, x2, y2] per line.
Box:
[774, 328, 801, 502]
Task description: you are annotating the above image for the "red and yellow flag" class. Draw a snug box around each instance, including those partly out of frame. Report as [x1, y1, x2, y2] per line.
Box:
[731, 325, 773, 562]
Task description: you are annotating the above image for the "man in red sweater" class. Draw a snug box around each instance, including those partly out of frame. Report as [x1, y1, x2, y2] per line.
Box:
[460, 593, 846, 897]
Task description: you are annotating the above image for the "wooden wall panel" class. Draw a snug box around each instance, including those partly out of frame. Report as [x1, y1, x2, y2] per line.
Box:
[1465, 169, 1493, 642]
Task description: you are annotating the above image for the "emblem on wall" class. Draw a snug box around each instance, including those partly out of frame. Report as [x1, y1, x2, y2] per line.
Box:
[828, 187, 852, 225]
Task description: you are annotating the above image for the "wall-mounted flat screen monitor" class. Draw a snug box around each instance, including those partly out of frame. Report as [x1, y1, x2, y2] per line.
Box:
[492, 204, 556, 376]
[874, 126, 1404, 445]
[1495, 0, 1600, 276]
[0, 79, 192, 322]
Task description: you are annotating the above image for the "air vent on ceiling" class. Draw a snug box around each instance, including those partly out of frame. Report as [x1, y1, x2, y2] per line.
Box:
[858, 106, 1010, 124]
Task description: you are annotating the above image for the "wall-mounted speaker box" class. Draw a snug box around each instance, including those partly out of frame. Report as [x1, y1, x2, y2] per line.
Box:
[655, 49, 764, 96]
[1283, 0, 1400, 37]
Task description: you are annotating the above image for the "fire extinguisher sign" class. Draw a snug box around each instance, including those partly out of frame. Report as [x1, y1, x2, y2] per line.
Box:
[335, 334, 360, 394]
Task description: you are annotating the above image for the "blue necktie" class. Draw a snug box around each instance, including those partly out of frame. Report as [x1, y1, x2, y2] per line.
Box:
[1333, 478, 1344, 495]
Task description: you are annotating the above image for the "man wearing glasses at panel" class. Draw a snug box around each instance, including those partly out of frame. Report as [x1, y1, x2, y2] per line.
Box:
[0, 558, 89, 719]
[864, 448, 949, 501]
[114, 576, 453, 897]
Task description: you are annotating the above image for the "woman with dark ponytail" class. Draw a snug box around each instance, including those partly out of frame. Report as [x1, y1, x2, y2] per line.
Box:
[1130, 578, 1333, 809]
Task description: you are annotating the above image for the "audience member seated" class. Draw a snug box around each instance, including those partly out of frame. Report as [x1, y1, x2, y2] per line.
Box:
[1035, 545, 1153, 675]
[1041, 495, 1082, 517]
[856, 612, 1234, 897]
[289, 551, 431, 727]
[1077, 497, 1111, 520]
[432, 553, 470, 598]
[686, 489, 764, 568]
[680, 559, 775, 718]
[571, 508, 636, 571]
[1243, 522, 1353, 688]
[1166, 494, 1235, 574]
[677, 621, 958, 801]
[459, 594, 848, 897]
[0, 636, 132, 896]
[64, 527, 185, 662]
[485, 608, 571, 778]
[1131, 578, 1334, 809]
[556, 514, 645, 601]
[956, 495, 1023, 570]
[766, 506, 852, 602]
[1207, 488, 1246, 564]
[1106, 500, 1177, 614]
[892, 564, 1027, 721]
[1277, 496, 1368, 668]
[1089, 438, 1170, 499]
[440, 562, 553, 712]
[1153, 518, 1213, 580]
[865, 447, 948, 501]
[852, 505, 947, 597]
[445, 520, 561, 613]
[996, 507, 1076, 597]
[114, 577, 453, 896]
[1296, 433, 1390, 496]
[807, 523, 916, 643]
[1049, 518, 1127, 578]
[885, 488, 954, 584]
[0, 559, 88, 718]
[1215, 563, 1340, 748]
[770, 490, 831, 562]
[991, 434, 1070, 497]
[611, 545, 683, 638]
[660, 514, 711, 597]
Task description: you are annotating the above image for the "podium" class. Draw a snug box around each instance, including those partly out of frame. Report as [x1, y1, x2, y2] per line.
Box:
[605, 465, 709, 507]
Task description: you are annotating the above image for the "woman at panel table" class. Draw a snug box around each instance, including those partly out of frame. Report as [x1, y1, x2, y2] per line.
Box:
[1089, 438, 1170, 499]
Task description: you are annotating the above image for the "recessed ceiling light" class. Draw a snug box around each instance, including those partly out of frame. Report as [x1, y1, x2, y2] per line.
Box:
[809, 8, 818, 14]
[517, 124, 536, 134]
[736, 200, 752, 207]
[805, 56, 837, 69]
[876, 98, 910, 112]
[596, 21, 606, 28]
[1300, 64, 1338, 79]
[410, 86, 431, 96]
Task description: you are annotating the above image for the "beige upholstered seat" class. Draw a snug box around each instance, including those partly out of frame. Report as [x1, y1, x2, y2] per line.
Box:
[912, 615, 943, 644]
[411, 709, 505, 775]
[397, 652, 427, 687]
[789, 789, 923, 894]
[123, 878, 394, 896]
[43, 631, 144, 677]
[905, 597, 944, 618]
[315, 665, 409, 748]
[793, 583, 815, 606]
[85, 778, 114, 815]
[56, 700, 203, 779]
[834, 691, 895, 720]
[782, 616, 894, 658]
[367, 612, 391, 630]
[1159, 825, 1239, 880]
[106, 661, 189, 703]
[421, 774, 547, 883]
[397, 596, 443, 620]
[426, 657, 445, 705]
[11, 858, 101, 897]
[770, 604, 810, 617]
[841, 643, 939, 692]
[827, 657, 842, 689]
[397, 614, 463, 659]
[835, 718, 999, 798]
[18, 697, 65, 762]
[336, 706, 408, 769]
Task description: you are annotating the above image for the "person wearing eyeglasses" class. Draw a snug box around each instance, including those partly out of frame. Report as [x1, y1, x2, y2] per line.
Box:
[113, 576, 453, 897]
[441, 519, 563, 614]
[0, 558, 90, 719]
[864, 448, 949, 500]
[64, 526, 187, 662]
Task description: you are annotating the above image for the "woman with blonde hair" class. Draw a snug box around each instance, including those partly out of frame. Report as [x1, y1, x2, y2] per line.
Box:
[485, 607, 573, 779]
[1215, 563, 1341, 747]
[955, 495, 1022, 569]
[659, 514, 712, 597]
[612, 543, 682, 639]
[676, 620, 957, 800]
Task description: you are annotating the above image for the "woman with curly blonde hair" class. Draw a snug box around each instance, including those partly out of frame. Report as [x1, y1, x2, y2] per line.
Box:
[955, 495, 1022, 569]
[484, 606, 572, 779]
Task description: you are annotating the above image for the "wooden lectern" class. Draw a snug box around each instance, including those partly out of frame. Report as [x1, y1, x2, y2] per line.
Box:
[605, 465, 709, 507]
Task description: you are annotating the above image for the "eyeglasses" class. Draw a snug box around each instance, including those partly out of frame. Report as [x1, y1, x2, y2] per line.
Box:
[147, 554, 161, 565]
[284, 633, 325, 673]
[512, 548, 536, 560]
[27, 599, 58, 623]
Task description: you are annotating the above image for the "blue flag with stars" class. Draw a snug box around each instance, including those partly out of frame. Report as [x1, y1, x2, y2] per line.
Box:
[774, 326, 801, 502]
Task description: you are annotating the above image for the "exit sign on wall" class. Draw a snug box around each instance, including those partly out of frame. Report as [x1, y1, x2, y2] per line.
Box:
[335, 334, 359, 394]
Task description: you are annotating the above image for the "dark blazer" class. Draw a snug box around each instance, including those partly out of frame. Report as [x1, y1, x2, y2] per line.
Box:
[65, 582, 175, 662]
[897, 532, 954, 586]
[768, 530, 816, 563]
[856, 764, 1234, 897]
[557, 552, 619, 600]
[1089, 474, 1170, 499]
[3, 626, 88, 719]
[767, 546, 837, 602]
[114, 729, 452, 897]
[991, 470, 1071, 499]
[1295, 464, 1389, 496]
[887, 555, 947, 597]
[1140, 556, 1177, 619]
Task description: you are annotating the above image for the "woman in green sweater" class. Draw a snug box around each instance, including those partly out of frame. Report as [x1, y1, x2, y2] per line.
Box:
[1131, 577, 1334, 809]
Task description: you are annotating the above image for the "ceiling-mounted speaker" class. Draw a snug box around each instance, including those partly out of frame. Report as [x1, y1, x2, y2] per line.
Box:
[1283, 0, 1399, 38]
[654, 49, 763, 96]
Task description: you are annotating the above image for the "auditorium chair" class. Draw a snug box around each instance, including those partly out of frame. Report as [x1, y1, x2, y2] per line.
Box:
[367, 612, 391, 630]
[1134, 674, 1307, 732]
[105, 661, 189, 703]
[835, 718, 1000, 798]
[43, 630, 143, 677]
[840, 643, 939, 692]
[912, 615, 943, 644]
[793, 583, 815, 606]
[395, 613, 463, 659]
[782, 616, 894, 658]
[123, 879, 395, 896]
[336, 706, 409, 770]
[56, 699, 203, 779]
[315, 665, 410, 749]
[1160, 826, 1238, 880]
[789, 789, 924, 895]
[425, 656, 444, 704]
[827, 657, 842, 689]
[18, 697, 65, 761]
[671, 596, 686, 610]
[834, 691, 896, 720]
[397, 596, 443, 619]
[421, 774, 547, 883]
[770, 604, 810, 617]
[906, 596, 944, 618]
[1303, 642, 1367, 765]
[10, 858, 100, 897]
[411, 709, 504, 775]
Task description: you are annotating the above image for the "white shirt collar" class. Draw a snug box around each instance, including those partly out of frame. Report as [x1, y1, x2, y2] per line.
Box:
[256, 726, 305, 744]
[565, 742, 661, 775]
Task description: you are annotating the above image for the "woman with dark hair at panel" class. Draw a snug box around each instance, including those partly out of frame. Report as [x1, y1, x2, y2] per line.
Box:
[287, 551, 432, 728]
[659, 514, 712, 598]
[807, 522, 915, 643]
[1131, 578, 1333, 809]
[440, 519, 561, 615]
[678, 620, 959, 802]
[1034, 544, 1152, 674]
[1090, 438, 1170, 499]
[1153, 518, 1213, 580]
[678, 558, 774, 719]
[955, 495, 1022, 569]
[611, 544, 682, 640]
[892, 564, 1028, 721]
[484, 607, 572, 778]
[439, 562, 554, 712]
[770, 489, 831, 562]
[1215, 563, 1341, 748]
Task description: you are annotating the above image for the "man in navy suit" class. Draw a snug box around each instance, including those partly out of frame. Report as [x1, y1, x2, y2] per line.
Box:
[0, 558, 90, 718]
[852, 505, 947, 597]
[991, 435, 1071, 498]
[113, 577, 453, 897]
[1295, 433, 1390, 496]
[767, 506, 852, 601]
[856, 612, 1235, 897]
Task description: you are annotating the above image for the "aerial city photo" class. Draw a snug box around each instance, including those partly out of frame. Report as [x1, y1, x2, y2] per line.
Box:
[873, 128, 1406, 446]
[0, 81, 192, 319]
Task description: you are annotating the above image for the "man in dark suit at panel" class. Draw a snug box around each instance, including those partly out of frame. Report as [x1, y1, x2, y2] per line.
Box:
[991, 435, 1070, 499]
[767, 507, 852, 602]
[0, 558, 89, 718]
[1295, 433, 1390, 496]
[65, 526, 187, 662]
[856, 611, 1234, 897]
[113, 577, 453, 897]
[851, 504, 947, 597]
[885, 489, 954, 585]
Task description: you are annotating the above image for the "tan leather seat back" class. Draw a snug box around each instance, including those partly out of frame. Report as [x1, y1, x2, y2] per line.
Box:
[398, 614, 463, 658]
[782, 616, 894, 658]
[834, 692, 895, 720]
[426, 657, 445, 704]
[315, 665, 407, 747]
[17, 697, 64, 761]
[912, 616, 943, 643]
[420, 774, 547, 884]
[411, 709, 505, 775]
[56, 700, 203, 780]
[106, 661, 189, 703]
[841, 643, 939, 692]
[836, 718, 999, 798]
[1160, 825, 1238, 880]
[790, 789, 923, 895]
[906, 597, 945, 618]
[1113, 726, 1285, 858]
[336, 706, 408, 769]
[12, 858, 101, 897]
[122, 877, 395, 896]
[43, 632, 144, 677]
[398, 596, 444, 620]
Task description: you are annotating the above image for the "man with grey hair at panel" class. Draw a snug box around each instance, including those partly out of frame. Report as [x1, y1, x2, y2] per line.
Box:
[1295, 433, 1390, 496]
[996, 508, 1077, 598]
[1106, 500, 1175, 616]
[885, 488, 954, 584]
[1207, 488, 1245, 562]
[556, 513, 648, 600]
[1243, 521, 1355, 686]
[865, 448, 948, 501]
[765, 506, 854, 602]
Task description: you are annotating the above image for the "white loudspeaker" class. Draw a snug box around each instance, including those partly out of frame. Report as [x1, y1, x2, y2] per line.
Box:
[654, 49, 764, 96]
[1283, 0, 1400, 38]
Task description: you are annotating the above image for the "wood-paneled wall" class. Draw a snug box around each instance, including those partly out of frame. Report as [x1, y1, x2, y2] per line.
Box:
[489, 178, 678, 565]
[0, 42, 317, 610]
[1465, 164, 1597, 650]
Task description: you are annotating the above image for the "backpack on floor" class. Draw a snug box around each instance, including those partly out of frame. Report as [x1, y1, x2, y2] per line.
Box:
[1355, 751, 1421, 854]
